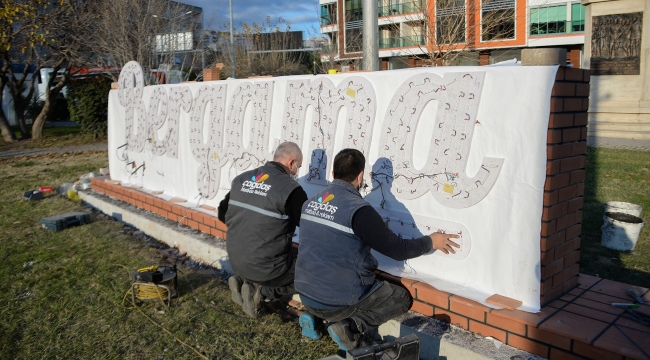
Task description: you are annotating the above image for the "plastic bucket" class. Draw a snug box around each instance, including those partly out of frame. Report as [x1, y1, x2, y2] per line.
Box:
[327, 69, 337, 74]
[604, 201, 642, 218]
[601, 212, 644, 251]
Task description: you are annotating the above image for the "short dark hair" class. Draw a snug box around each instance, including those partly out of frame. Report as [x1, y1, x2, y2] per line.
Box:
[333, 149, 365, 182]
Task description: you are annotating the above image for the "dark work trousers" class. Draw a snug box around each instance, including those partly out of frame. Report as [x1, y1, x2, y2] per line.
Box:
[302, 281, 412, 334]
[248, 253, 297, 301]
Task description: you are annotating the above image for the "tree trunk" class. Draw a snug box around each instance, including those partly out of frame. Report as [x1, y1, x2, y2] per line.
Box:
[0, 71, 16, 143]
[16, 110, 30, 139]
[31, 97, 50, 140]
[0, 110, 16, 143]
[7, 63, 33, 139]
[32, 62, 69, 140]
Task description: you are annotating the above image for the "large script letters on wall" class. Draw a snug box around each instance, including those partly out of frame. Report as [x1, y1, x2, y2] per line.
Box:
[282, 77, 376, 185]
[377, 72, 503, 207]
[111, 62, 558, 312]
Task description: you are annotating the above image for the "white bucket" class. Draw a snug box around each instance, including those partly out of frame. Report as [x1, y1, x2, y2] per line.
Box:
[601, 212, 644, 251]
[604, 201, 642, 217]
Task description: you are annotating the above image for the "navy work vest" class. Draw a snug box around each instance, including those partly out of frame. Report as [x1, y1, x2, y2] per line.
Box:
[295, 179, 379, 306]
[226, 162, 300, 282]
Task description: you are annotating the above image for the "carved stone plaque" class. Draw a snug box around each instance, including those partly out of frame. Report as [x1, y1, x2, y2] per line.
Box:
[591, 12, 643, 75]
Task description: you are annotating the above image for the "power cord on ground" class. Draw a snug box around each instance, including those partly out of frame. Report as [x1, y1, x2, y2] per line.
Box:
[115, 264, 209, 360]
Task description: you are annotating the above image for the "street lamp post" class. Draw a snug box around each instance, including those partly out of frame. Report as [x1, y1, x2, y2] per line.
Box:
[229, 0, 235, 78]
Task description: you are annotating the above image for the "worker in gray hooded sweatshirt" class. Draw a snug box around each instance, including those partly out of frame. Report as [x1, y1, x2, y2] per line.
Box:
[218, 141, 307, 318]
[295, 148, 460, 350]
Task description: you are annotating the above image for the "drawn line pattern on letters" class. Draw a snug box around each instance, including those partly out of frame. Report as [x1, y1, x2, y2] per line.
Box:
[226, 82, 274, 172]
[377, 72, 503, 208]
[282, 77, 376, 185]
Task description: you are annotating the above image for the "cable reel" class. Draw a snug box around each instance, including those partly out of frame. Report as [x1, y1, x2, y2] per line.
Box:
[127, 265, 178, 307]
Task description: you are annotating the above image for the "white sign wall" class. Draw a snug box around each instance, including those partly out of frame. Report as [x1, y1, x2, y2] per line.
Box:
[108, 62, 558, 312]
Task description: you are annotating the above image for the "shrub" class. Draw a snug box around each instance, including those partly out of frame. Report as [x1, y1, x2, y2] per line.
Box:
[66, 77, 112, 138]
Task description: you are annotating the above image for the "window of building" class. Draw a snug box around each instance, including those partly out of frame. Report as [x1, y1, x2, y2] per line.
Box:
[571, 3, 585, 32]
[345, 28, 363, 52]
[481, 0, 516, 41]
[530, 5, 567, 35]
[320, 3, 338, 26]
[345, 0, 363, 22]
[436, 0, 465, 45]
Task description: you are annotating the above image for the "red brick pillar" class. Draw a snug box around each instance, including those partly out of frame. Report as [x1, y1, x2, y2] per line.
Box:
[479, 52, 490, 66]
[540, 66, 590, 305]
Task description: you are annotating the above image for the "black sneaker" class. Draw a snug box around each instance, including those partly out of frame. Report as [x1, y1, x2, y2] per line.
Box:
[327, 320, 360, 351]
[241, 282, 264, 318]
[228, 275, 244, 306]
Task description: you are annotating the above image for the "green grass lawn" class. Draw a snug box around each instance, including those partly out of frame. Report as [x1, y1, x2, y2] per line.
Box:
[0, 151, 337, 359]
[580, 146, 650, 288]
[0, 126, 103, 153]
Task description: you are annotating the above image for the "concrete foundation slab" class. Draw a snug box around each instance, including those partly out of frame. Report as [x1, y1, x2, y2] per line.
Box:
[79, 190, 232, 273]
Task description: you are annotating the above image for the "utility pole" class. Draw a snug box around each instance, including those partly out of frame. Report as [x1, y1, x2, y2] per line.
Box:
[229, 0, 235, 78]
[362, 0, 379, 71]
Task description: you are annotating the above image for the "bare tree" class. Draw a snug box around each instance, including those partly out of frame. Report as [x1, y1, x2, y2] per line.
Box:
[5, 47, 40, 138]
[30, 0, 96, 139]
[370, 0, 521, 66]
[0, 0, 49, 142]
[92, 0, 207, 84]
[313, 3, 370, 73]
[321, 0, 517, 68]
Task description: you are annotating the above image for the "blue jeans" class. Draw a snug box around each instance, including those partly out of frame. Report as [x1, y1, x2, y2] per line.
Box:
[302, 281, 412, 334]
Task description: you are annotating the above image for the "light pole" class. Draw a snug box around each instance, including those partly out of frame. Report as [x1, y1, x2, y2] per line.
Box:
[362, 0, 379, 71]
[229, 0, 235, 78]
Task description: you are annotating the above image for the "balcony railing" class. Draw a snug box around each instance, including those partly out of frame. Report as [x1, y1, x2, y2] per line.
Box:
[378, 35, 425, 49]
[378, 1, 422, 17]
[530, 20, 584, 36]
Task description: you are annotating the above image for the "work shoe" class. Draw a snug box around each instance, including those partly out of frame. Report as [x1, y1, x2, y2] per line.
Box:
[228, 275, 244, 306]
[327, 320, 360, 351]
[299, 313, 324, 340]
[241, 282, 264, 318]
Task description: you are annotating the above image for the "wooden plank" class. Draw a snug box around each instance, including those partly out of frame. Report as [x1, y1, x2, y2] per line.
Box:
[486, 294, 523, 310]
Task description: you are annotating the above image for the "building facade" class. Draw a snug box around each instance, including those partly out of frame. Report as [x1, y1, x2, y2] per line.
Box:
[319, 0, 587, 69]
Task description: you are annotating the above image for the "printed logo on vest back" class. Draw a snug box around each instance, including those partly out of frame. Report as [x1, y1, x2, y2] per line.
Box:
[305, 192, 338, 220]
[241, 173, 271, 196]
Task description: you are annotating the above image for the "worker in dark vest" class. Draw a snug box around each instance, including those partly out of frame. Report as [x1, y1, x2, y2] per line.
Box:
[295, 149, 460, 351]
[218, 142, 307, 318]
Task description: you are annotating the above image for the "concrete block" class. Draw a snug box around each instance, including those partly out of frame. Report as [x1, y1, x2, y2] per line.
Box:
[521, 48, 568, 66]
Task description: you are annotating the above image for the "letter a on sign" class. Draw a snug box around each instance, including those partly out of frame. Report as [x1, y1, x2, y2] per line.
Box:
[378, 72, 503, 208]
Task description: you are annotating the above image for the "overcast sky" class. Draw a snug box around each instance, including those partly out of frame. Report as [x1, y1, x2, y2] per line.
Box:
[184, 0, 322, 38]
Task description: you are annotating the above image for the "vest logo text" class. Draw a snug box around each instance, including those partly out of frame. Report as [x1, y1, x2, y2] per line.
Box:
[241, 174, 271, 196]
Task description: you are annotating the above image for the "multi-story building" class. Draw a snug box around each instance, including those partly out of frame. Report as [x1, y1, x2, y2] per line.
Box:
[319, 0, 587, 69]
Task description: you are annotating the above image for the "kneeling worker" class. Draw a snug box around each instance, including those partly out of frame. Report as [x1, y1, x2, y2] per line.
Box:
[218, 142, 307, 318]
[295, 148, 460, 350]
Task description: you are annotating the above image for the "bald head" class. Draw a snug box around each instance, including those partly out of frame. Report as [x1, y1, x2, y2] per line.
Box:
[273, 141, 303, 177]
[274, 142, 302, 162]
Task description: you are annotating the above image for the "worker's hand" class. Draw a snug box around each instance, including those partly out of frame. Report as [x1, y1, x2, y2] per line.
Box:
[429, 232, 460, 254]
